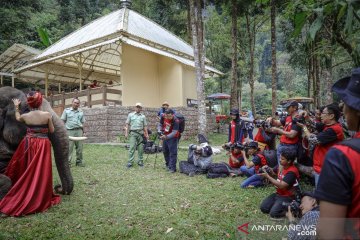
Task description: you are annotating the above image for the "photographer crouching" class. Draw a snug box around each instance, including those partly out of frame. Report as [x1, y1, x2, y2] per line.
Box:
[286, 192, 319, 240]
[259, 150, 300, 219]
[240, 141, 269, 188]
[158, 109, 180, 173]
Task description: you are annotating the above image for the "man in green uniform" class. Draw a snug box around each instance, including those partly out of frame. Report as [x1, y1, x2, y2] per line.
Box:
[125, 103, 149, 168]
[61, 98, 86, 167]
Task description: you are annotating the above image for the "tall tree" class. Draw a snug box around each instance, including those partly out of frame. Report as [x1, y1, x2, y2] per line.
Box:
[270, 0, 277, 115]
[245, 12, 256, 116]
[230, 0, 238, 109]
[189, 0, 207, 135]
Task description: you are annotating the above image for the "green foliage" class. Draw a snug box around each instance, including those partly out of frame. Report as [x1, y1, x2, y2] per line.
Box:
[37, 28, 52, 47]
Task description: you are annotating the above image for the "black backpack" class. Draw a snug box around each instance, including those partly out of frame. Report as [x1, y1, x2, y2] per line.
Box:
[175, 112, 185, 133]
[338, 138, 360, 152]
[263, 150, 278, 168]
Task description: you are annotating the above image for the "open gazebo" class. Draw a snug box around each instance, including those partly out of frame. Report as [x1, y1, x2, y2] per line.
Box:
[3, 0, 221, 109]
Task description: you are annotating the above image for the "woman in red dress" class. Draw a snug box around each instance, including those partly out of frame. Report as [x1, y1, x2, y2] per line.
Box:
[0, 91, 61, 217]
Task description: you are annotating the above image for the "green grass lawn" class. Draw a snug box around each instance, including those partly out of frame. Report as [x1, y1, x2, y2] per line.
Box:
[0, 135, 312, 240]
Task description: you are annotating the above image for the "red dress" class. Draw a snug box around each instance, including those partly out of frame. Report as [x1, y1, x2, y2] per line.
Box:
[0, 125, 61, 216]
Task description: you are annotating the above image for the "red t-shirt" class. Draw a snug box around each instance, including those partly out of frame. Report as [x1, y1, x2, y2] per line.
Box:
[229, 151, 244, 168]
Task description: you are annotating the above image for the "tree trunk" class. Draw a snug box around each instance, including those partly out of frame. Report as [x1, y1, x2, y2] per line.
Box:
[270, 0, 277, 116]
[230, 0, 238, 109]
[189, 0, 207, 135]
[323, 68, 333, 105]
[246, 13, 256, 117]
[307, 51, 312, 98]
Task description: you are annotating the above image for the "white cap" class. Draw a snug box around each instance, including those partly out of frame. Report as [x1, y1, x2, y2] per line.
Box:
[135, 102, 142, 107]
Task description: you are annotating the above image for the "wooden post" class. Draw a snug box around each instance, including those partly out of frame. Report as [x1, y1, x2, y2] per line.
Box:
[0, 75, 3, 86]
[45, 70, 49, 97]
[87, 87, 91, 108]
[102, 85, 107, 106]
[62, 91, 66, 107]
[49, 94, 53, 107]
[58, 82, 61, 93]
[79, 54, 83, 91]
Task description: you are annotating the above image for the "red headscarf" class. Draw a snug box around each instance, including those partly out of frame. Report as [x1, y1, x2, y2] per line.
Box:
[27, 91, 43, 109]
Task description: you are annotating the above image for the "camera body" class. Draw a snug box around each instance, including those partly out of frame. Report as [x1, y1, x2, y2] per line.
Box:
[157, 130, 164, 136]
[282, 201, 301, 218]
[254, 119, 271, 129]
[258, 166, 272, 174]
[223, 142, 235, 151]
[190, 144, 213, 157]
[292, 115, 306, 125]
[223, 142, 248, 151]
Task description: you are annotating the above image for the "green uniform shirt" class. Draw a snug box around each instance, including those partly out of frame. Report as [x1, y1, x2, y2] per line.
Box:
[126, 112, 147, 131]
[61, 107, 85, 130]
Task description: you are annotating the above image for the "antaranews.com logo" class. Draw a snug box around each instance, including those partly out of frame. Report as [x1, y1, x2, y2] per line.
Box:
[236, 221, 316, 239]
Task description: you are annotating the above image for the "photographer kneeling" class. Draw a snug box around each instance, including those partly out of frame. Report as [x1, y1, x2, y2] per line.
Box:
[240, 141, 269, 188]
[287, 192, 319, 240]
[260, 150, 300, 219]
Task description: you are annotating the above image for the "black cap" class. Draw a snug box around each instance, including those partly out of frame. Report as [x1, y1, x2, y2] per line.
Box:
[284, 100, 298, 109]
[332, 67, 360, 111]
[230, 109, 239, 115]
[164, 109, 174, 114]
[247, 141, 258, 149]
[302, 191, 316, 199]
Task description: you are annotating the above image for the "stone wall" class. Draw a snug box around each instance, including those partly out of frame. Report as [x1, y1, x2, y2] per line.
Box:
[82, 106, 218, 143]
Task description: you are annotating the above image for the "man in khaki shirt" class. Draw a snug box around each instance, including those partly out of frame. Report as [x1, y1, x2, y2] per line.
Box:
[125, 103, 149, 168]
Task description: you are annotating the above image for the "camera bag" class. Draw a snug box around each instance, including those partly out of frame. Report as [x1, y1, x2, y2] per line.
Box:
[179, 161, 207, 175]
[174, 112, 185, 133]
[337, 138, 360, 153]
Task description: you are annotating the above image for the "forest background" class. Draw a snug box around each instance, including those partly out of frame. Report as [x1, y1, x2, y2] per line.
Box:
[1, 0, 359, 116]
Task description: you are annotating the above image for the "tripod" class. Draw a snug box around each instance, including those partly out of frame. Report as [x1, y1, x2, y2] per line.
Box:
[139, 132, 163, 168]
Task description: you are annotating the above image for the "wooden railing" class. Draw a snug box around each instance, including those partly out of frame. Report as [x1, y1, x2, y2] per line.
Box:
[46, 86, 122, 115]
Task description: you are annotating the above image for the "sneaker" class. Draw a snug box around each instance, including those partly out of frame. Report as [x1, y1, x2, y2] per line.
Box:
[188, 172, 195, 177]
[126, 163, 133, 169]
[169, 169, 176, 173]
[138, 163, 144, 167]
[76, 162, 85, 167]
[270, 217, 285, 221]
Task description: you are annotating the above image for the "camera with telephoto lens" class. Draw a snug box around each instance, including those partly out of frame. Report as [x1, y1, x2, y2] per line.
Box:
[292, 115, 306, 125]
[254, 119, 271, 129]
[282, 200, 301, 218]
[189, 144, 213, 157]
[223, 142, 235, 151]
[189, 144, 198, 151]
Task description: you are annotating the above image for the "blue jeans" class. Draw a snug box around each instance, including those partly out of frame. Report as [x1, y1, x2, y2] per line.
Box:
[240, 166, 255, 177]
[277, 143, 298, 166]
[240, 166, 264, 188]
[163, 137, 178, 171]
[241, 174, 264, 188]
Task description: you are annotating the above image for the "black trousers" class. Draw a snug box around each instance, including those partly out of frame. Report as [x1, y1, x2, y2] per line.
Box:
[260, 193, 293, 218]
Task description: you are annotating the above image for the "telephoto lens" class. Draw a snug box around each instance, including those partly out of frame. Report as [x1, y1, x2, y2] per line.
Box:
[189, 144, 198, 150]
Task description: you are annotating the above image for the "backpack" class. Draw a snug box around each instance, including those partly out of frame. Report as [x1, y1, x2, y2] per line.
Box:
[338, 138, 360, 153]
[263, 150, 277, 168]
[174, 112, 185, 133]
